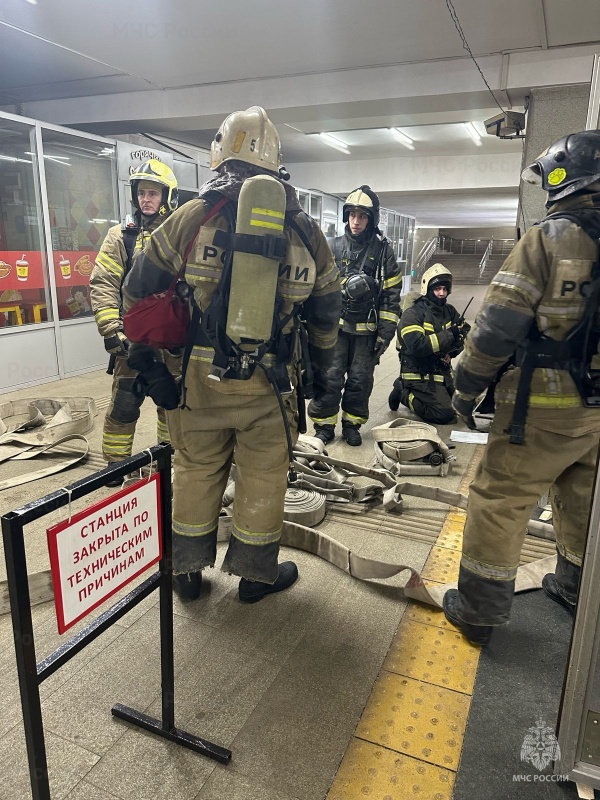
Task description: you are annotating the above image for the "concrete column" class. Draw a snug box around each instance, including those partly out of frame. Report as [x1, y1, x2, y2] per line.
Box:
[518, 84, 590, 232]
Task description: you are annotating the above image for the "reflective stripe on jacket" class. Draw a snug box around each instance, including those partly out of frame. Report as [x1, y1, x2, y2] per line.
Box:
[454, 192, 600, 414]
[123, 195, 341, 365]
[398, 295, 462, 378]
[90, 216, 164, 338]
[332, 231, 401, 339]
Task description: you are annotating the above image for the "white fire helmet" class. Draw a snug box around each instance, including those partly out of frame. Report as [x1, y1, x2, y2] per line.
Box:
[210, 106, 282, 174]
[421, 263, 452, 296]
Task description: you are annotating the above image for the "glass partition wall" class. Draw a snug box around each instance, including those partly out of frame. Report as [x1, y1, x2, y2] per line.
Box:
[296, 186, 415, 278]
[0, 110, 416, 392]
[41, 129, 118, 323]
[0, 116, 49, 329]
[0, 118, 118, 333]
[0, 111, 119, 391]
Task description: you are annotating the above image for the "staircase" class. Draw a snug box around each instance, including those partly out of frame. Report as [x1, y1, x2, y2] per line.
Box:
[420, 253, 483, 284]
[479, 254, 506, 283]
[413, 237, 514, 286]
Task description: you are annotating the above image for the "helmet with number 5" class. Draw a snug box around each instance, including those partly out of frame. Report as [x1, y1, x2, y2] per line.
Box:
[421, 263, 452, 296]
[210, 106, 282, 174]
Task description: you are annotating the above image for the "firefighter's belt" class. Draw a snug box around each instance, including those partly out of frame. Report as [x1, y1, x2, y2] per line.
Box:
[0, 397, 95, 490]
[372, 419, 454, 477]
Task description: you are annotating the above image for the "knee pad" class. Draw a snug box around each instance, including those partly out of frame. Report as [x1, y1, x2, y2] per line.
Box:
[111, 377, 142, 424]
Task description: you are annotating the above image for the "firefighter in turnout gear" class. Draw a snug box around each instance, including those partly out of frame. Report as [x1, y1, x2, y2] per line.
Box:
[308, 186, 401, 446]
[90, 159, 179, 485]
[388, 264, 468, 424]
[443, 130, 600, 646]
[123, 106, 341, 602]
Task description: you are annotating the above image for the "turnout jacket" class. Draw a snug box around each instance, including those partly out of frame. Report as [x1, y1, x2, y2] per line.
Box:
[454, 192, 600, 433]
[90, 214, 165, 339]
[398, 293, 464, 380]
[123, 190, 341, 394]
[332, 228, 401, 340]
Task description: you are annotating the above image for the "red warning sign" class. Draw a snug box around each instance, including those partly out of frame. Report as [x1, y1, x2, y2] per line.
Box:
[47, 476, 162, 633]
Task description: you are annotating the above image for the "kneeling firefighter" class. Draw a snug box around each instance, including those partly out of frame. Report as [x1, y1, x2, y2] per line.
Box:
[308, 186, 402, 446]
[122, 106, 341, 602]
[443, 130, 600, 646]
[388, 264, 469, 424]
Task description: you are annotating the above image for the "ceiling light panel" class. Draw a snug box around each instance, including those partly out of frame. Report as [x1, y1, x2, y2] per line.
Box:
[314, 133, 351, 154]
[389, 128, 415, 149]
[463, 121, 482, 146]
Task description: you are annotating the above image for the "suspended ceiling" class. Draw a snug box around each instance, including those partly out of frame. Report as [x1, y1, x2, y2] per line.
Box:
[0, 0, 599, 227]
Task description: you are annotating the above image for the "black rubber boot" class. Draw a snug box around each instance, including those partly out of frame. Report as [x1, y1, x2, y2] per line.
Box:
[342, 424, 362, 446]
[443, 589, 493, 646]
[313, 425, 335, 444]
[105, 462, 127, 487]
[542, 573, 576, 615]
[388, 378, 403, 411]
[173, 571, 203, 601]
[239, 561, 299, 603]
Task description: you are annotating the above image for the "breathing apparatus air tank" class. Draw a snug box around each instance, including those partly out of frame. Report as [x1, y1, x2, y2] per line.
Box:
[226, 174, 287, 351]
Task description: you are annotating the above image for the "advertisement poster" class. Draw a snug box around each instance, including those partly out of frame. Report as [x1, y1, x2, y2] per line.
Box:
[0, 250, 97, 322]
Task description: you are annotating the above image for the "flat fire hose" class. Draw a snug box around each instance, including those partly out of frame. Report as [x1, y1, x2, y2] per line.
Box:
[215, 515, 555, 608]
[0, 398, 95, 490]
[0, 515, 557, 616]
[0, 427, 551, 616]
[292, 440, 466, 513]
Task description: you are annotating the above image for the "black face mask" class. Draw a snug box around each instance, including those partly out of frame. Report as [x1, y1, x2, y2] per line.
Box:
[426, 284, 450, 306]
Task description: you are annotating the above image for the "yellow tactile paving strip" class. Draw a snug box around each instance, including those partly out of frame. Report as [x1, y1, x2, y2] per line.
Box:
[326, 447, 485, 800]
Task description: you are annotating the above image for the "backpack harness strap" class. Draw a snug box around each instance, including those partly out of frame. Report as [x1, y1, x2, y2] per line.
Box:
[507, 211, 600, 444]
[179, 203, 318, 480]
[122, 226, 138, 282]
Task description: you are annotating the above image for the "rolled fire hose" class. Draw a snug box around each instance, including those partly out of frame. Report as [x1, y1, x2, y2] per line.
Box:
[283, 487, 327, 526]
[2, 446, 554, 615]
[372, 418, 454, 477]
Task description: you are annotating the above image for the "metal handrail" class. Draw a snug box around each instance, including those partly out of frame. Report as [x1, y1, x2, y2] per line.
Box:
[413, 236, 439, 277]
[491, 239, 515, 255]
[479, 238, 494, 278]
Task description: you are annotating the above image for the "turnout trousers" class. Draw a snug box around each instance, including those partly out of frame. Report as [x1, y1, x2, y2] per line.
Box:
[398, 373, 456, 425]
[167, 365, 298, 584]
[455, 403, 600, 626]
[308, 331, 377, 426]
[103, 354, 172, 462]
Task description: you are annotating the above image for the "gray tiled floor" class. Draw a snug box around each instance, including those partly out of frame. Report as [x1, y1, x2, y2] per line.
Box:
[0, 289, 484, 799]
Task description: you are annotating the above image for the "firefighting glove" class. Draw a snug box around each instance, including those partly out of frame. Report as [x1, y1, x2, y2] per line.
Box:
[373, 337, 390, 360]
[132, 364, 180, 410]
[450, 325, 463, 345]
[128, 343, 180, 410]
[104, 331, 129, 356]
[452, 391, 477, 430]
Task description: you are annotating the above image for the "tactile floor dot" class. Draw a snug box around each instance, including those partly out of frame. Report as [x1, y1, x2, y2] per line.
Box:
[420, 546, 461, 583]
[327, 739, 455, 800]
[356, 673, 471, 770]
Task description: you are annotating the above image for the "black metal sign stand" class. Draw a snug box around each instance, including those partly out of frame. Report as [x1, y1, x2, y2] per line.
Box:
[2, 443, 231, 800]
